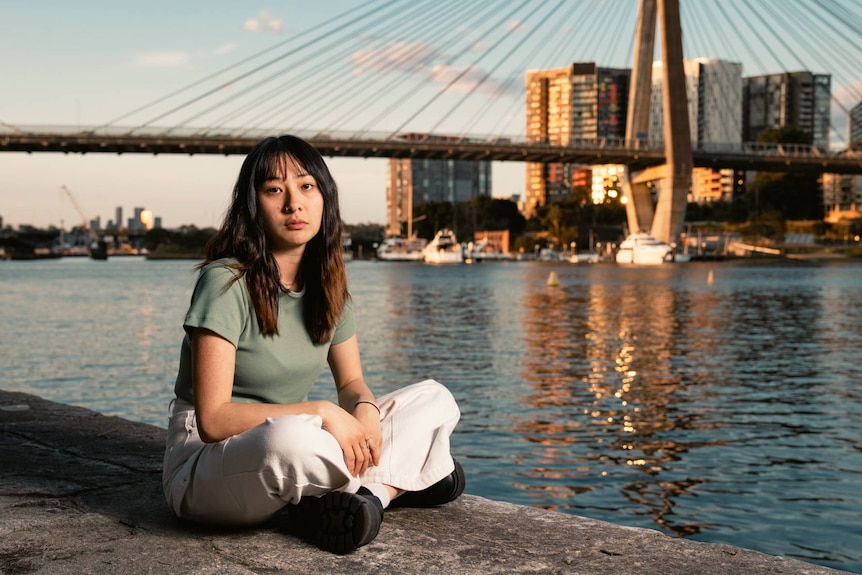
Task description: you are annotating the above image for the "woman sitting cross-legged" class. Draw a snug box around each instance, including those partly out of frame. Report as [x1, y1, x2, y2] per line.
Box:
[162, 134, 465, 554]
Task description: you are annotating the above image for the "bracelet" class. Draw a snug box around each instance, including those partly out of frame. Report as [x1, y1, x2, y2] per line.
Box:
[354, 400, 381, 415]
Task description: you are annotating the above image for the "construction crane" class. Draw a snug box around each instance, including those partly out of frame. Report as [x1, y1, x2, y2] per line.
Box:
[60, 185, 106, 258]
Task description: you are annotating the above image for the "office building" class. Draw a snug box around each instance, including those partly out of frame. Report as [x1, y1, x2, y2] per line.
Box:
[743, 71, 831, 149]
[525, 63, 629, 217]
[385, 140, 491, 237]
[650, 58, 742, 203]
[850, 101, 862, 145]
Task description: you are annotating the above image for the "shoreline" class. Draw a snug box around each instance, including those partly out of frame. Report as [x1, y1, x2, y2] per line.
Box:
[1, 389, 852, 574]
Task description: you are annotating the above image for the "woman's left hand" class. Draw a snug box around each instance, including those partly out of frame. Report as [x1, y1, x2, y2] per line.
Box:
[353, 402, 383, 467]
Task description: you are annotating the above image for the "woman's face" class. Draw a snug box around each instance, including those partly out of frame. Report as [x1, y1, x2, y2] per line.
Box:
[257, 155, 324, 255]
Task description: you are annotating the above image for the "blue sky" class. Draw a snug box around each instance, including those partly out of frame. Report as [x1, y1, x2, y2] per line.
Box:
[1, 1, 402, 229]
[1, 1, 859, 230]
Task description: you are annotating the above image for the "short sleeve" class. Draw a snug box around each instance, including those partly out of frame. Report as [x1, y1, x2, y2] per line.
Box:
[331, 298, 356, 345]
[184, 262, 249, 347]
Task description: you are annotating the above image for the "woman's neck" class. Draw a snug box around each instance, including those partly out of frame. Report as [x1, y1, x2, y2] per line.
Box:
[273, 250, 303, 290]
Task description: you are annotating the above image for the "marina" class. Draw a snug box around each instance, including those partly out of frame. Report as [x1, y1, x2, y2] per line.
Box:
[1, 257, 861, 572]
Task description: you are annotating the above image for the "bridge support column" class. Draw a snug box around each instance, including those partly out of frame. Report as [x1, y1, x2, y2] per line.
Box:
[623, 0, 692, 245]
[623, 0, 656, 236]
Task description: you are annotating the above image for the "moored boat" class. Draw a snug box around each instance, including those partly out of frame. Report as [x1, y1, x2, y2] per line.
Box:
[376, 237, 427, 262]
[615, 233, 688, 265]
[423, 229, 463, 264]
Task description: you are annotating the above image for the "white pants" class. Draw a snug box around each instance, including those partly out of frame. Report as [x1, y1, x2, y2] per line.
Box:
[162, 379, 460, 526]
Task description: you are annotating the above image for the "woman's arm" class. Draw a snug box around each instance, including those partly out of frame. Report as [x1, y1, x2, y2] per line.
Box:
[191, 328, 337, 443]
[329, 334, 383, 469]
[191, 328, 376, 476]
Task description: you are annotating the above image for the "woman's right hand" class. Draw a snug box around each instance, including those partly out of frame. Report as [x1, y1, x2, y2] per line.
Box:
[318, 401, 375, 477]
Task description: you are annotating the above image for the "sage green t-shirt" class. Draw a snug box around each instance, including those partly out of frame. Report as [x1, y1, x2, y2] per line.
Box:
[173, 259, 356, 405]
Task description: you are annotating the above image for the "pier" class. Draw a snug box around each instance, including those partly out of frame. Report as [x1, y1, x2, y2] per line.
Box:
[1, 389, 851, 574]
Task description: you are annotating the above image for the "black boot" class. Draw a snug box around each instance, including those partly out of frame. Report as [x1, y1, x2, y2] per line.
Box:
[286, 489, 383, 554]
[390, 460, 466, 508]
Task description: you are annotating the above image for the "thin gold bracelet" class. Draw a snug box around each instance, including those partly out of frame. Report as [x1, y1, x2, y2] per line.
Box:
[354, 400, 381, 415]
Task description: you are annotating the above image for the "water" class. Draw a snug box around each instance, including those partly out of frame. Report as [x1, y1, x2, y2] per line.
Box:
[2, 256, 861, 572]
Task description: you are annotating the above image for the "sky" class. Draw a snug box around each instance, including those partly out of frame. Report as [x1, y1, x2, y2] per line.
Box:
[1, 0, 859, 230]
[0, 1, 417, 229]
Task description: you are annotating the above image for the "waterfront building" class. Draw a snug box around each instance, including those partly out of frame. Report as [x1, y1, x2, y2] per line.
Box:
[851, 101, 862, 145]
[524, 63, 629, 217]
[385, 136, 491, 237]
[743, 71, 831, 150]
[650, 58, 743, 204]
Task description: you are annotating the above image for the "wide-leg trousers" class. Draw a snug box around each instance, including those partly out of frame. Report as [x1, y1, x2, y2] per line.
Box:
[162, 379, 460, 526]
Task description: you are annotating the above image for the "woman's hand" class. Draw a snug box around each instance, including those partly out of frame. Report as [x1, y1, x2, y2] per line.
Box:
[319, 401, 378, 477]
[353, 402, 383, 466]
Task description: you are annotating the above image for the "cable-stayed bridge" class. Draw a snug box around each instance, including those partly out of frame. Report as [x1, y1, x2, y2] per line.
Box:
[2, 0, 861, 238]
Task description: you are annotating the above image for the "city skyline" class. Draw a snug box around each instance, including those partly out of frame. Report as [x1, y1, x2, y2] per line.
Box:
[2, 0, 859, 230]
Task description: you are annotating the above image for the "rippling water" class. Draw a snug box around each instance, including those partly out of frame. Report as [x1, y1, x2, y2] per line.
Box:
[2, 257, 861, 572]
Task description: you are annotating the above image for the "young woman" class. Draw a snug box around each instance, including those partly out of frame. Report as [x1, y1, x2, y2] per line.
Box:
[162, 135, 464, 554]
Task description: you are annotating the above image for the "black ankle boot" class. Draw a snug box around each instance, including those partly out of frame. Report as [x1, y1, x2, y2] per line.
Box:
[286, 489, 383, 554]
[390, 460, 465, 508]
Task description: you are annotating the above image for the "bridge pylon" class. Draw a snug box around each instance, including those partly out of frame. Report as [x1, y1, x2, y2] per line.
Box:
[623, 0, 692, 245]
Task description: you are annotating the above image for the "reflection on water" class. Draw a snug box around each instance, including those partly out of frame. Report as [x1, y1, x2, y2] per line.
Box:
[2, 258, 861, 572]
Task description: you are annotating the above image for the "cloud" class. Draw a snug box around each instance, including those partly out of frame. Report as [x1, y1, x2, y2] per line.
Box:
[133, 51, 191, 68]
[212, 43, 238, 56]
[352, 42, 435, 74]
[243, 10, 282, 35]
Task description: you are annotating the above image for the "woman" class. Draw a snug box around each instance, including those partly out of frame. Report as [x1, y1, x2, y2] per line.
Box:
[162, 135, 464, 555]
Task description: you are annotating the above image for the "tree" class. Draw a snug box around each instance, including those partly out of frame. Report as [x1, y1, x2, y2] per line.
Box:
[748, 126, 822, 221]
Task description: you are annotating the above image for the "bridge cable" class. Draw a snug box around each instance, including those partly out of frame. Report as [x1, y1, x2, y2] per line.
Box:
[285, 0, 478, 136]
[130, 0, 404, 134]
[208, 0, 449, 136]
[353, 0, 520, 135]
[384, 0, 540, 138]
[428, 0, 572, 135]
[97, 0, 387, 133]
[456, 0, 589, 138]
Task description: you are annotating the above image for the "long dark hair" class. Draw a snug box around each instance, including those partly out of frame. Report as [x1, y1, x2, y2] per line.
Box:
[202, 135, 348, 344]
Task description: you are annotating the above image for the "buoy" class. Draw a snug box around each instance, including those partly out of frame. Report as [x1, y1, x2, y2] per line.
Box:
[547, 271, 559, 287]
[707, 270, 714, 285]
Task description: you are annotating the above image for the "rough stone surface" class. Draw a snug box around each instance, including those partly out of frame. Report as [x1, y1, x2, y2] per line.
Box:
[0, 390, 850, 574]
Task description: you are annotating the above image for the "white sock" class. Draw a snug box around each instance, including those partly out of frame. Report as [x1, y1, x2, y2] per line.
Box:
[361, 483, 391, 508]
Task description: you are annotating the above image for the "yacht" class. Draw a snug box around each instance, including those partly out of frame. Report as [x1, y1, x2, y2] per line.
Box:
[615, 233, 689, 265]
[376, 237, 427, 262]
[423, 229, 463, 264]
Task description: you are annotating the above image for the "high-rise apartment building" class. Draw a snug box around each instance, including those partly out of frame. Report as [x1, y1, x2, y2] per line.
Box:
[649, 58, 742, 203]
[850, 101, 862, 145]
[385, 139, 491, 237]
[743, 71, 831, 149]
[524, 63, 629, 217]
[650, 58, 742, 149]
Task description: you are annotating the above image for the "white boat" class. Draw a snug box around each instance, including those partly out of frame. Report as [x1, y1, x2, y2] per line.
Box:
[423, 229, 463, 264]
[376, 237, 427, 261]
[615, 233, 688, 265]
[467, 239, 512, 262]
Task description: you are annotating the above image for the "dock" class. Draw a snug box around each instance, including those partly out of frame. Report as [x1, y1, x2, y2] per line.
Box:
[1, 389, 850, 574]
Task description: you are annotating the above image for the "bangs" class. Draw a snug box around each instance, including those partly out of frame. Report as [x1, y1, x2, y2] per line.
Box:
[254, 151, 309, 189]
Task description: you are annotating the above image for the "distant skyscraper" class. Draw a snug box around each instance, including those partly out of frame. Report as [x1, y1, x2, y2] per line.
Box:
[650, 58, 742, 149]
[650, 58, 742, 203]
[743, 71, 831, 149]
[524, 63, 629, 216]
[850, 101, 862, 145]
[115, 206, 123, 230]
[385, 137, 491, 237]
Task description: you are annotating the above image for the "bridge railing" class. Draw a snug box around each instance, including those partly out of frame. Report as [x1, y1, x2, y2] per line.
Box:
[2, 124, 859, 161]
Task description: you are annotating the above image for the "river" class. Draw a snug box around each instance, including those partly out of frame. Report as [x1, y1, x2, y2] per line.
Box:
[2, 256, 860, 572]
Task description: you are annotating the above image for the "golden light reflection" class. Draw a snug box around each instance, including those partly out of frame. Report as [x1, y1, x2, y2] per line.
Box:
[514, 269, 726, 536]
